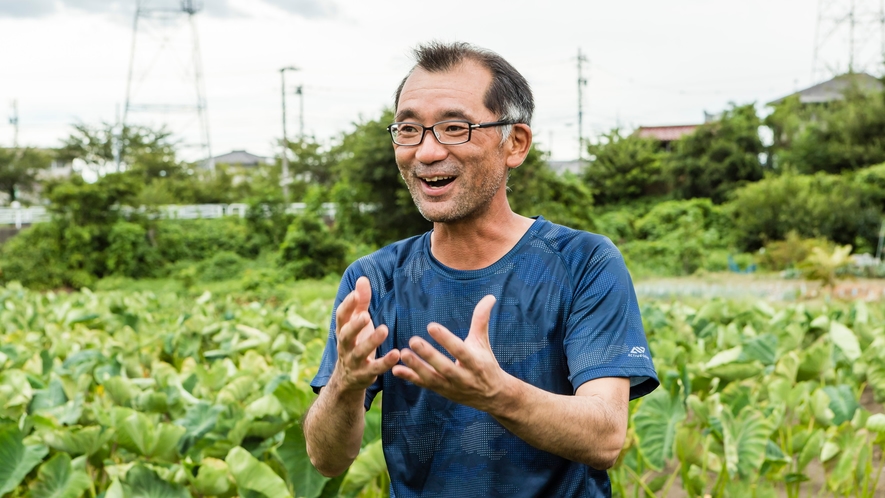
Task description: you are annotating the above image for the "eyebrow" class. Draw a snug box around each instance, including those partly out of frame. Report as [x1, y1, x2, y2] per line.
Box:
[394, 108, 473, 123]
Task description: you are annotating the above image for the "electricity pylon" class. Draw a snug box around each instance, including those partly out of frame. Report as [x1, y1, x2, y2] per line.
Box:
[813, 0, 885, 81]
[122, 0, 213, 170]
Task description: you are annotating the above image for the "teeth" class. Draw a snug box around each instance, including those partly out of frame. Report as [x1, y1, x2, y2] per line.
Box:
[425, 176, 453, 182]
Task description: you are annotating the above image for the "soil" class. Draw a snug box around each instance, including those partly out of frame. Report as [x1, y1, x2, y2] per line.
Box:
[634, 273, 885, 303]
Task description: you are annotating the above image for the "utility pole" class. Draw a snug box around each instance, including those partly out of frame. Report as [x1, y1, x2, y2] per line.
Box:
[295, 85, 305, 140]
[577, 48, 588, 161]
[8, 100, 18, 148]
[280, 66, 299, 203]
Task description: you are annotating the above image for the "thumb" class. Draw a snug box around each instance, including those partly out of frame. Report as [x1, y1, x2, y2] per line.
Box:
[468, 295, 497, 348]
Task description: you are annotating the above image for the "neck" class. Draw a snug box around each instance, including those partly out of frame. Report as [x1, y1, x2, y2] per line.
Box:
[429, 202, 535, 270]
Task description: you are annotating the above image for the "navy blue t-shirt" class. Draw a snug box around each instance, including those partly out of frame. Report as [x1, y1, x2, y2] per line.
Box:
[311, 217, 659, 497]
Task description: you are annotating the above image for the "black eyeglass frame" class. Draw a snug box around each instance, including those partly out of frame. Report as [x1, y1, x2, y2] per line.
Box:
[386, 120, 517, 146]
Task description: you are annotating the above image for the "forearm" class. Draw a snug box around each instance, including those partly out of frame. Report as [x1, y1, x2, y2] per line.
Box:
[489, 377, 627, 470]
[303, 374, 367, 477]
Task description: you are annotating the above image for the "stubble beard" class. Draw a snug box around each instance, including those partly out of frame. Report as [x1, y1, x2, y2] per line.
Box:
[401, 159, 508, 224]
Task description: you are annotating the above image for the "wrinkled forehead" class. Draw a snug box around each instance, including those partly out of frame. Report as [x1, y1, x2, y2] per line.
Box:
[395, 61, 493, 121]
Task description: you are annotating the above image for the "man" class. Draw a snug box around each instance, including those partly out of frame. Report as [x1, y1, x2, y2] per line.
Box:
[304, 42, 658, 497]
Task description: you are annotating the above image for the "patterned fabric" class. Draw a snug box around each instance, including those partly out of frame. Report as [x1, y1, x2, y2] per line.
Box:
[311, 217, 659, 497]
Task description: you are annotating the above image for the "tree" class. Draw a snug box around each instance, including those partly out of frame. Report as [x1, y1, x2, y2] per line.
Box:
[766, 85, 885, 174]
[664, 103, 764, 203]
[508, 146, 594, 231]
[583, 129, 665, 205]
[59, 122, 181, 179]
[0, 148, 50, 202]
[331, 109, 431, 246]
[727, 172, 880, 251]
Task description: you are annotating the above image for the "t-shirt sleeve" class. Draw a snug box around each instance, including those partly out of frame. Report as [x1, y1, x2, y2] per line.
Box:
[563, 237, 659, 400]
[309, 264, 381, 410]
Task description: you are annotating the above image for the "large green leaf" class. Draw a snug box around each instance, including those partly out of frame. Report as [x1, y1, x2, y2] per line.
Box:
[829, 322, 861, 361]
[337, 439, 387, 498]
[719, 407, 774, 479]
[0, 423, 50, 495]
[217, 375, 256, 405]
[867, 413, 885, 433]
[741, 333, 778, 365]
[822, 385, 858, 426]
[226, 446, 293, 498]
[29, 453, 91, 498]
[42, 425, 114, 456]
[632, 389, 686, 470]
[277, 424, 329, 498]
[192, 457, 231, 496]
[797, 429, 824, 472]
[122, 465, 190, 498]
[174, 402, 224, 454]
[114, 410, 185, 462]
[797, 337, 831, 381]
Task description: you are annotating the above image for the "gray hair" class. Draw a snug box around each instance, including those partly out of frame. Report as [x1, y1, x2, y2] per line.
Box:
[394, 41, 534, 143]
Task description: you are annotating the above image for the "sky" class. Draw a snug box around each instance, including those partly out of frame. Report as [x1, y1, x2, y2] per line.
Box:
[1, 0, 883, 162]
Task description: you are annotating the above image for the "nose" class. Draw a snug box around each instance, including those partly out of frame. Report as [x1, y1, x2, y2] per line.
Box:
[413, 130, 449, 164]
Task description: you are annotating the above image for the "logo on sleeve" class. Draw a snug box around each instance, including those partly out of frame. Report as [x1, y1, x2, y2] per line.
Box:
[628, 346, 649, 359]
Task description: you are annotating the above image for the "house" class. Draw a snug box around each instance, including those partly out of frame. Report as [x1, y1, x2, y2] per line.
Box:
[634, 124, 700, 150]
[211, 150, 273, 167]
[767, 72, 884, 106]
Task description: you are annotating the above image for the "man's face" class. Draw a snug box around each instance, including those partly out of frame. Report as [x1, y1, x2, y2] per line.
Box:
[393, 61, 510, 223]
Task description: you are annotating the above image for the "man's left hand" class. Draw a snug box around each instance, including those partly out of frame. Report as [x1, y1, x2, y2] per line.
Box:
[392, 295, 514, 413]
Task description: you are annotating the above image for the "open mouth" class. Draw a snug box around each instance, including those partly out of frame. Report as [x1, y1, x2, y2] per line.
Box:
[422, 176, 456, 188]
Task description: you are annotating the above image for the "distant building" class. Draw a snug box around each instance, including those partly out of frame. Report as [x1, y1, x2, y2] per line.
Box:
[634, 124, 700, 150]
[548, 160, 584, 175]
[211, 150, 273, 167]
[767, 72, 884, 106]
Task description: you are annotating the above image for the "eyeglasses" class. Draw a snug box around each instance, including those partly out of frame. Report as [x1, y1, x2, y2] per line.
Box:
[386, 120, 516, 146]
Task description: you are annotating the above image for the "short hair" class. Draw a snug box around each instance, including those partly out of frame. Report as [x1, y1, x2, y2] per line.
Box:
[393, 42, 534, 139]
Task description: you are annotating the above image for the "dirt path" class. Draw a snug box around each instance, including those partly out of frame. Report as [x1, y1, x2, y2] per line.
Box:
[634, 274, 885, 302]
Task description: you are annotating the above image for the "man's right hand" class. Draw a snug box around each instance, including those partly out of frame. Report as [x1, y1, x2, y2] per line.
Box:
[331, 276, 400, 391]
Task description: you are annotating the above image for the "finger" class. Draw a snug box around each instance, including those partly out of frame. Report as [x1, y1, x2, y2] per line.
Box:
[338, 311, 370, 352]
[335, 288, 357, 332]
[353, 276, 372, 315]
[399, 347, 448, 385]
[351, 324, 390, 361]
[468, 295, 497, 348]
[391, 364, 423, 384]
[424, 324, 471, 371]
[368, 349, 401, 375]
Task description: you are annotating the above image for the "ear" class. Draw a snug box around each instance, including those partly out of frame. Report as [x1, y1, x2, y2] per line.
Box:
[504, 123, 532, 169]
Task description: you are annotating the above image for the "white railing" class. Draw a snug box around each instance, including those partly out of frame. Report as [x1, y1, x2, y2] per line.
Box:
[0, 202, 338, 227]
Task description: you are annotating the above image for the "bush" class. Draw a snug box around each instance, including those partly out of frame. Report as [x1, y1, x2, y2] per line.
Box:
[154, 218, 257, 263]
[107, 221, 160, 278]
[509, 148, 595, 232]
[197, 251, 246, 282]
[728, 172, 880, 251]
[767, 84, 885, 174]
[757, 231, 833, 271]
[0, 223, 67, 289]
[278, 213, 348, 280]
[619, 199, 734, 276]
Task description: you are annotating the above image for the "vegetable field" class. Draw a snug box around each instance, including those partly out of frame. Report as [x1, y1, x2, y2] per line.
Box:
[0, 282, 882, 497]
